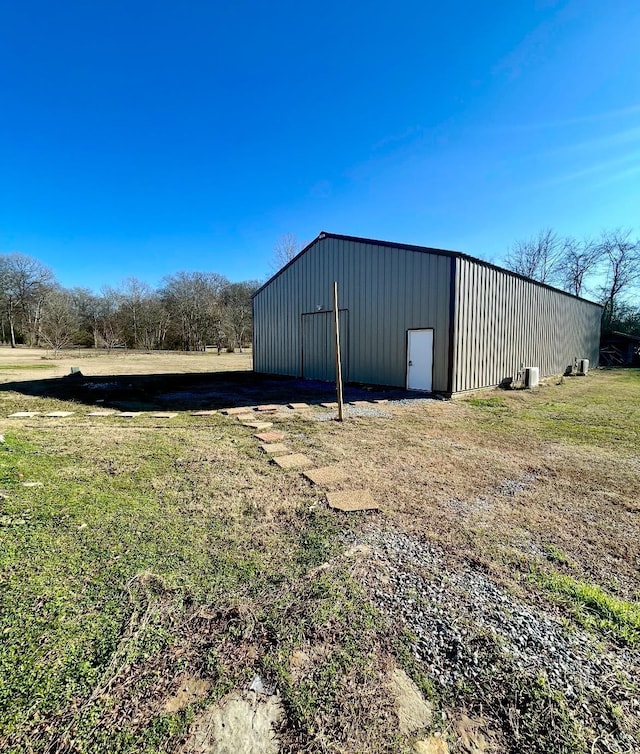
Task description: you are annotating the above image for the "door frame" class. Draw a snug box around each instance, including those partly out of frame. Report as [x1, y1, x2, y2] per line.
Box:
[405, 328, 434, 391]
[300, 309, 349, 381]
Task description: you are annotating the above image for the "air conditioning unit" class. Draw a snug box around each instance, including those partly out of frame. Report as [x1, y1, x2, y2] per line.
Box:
[578, 358, 589, 375]
[525, 366, 539, 388]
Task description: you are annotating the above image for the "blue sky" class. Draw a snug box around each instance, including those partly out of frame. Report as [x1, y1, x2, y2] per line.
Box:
[1, 1, 639, 289]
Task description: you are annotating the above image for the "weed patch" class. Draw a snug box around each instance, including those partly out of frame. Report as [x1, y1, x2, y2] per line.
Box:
[532, 569, 640, 646]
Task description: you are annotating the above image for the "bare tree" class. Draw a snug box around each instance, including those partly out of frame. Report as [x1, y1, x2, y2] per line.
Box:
[0, 253, 54, 347]
[221, 281, 259, 352]
[94, 287, 126, 351]
[597, 229, 640, 329]
[119, 277, 151, 348]
[555, 237, 601, 297]
[270, 233, 302, 273]
[160, 272, 228, 351]
[40, 289, 79, 355]
[504, 228, 562, 284]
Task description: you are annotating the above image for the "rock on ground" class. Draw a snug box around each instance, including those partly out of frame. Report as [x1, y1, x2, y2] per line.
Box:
[390, 667, 433, 735]
[182, 691, 283, 754]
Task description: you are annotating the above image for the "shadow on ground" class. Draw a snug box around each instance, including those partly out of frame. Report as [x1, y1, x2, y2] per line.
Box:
[0, 370, 427, 411]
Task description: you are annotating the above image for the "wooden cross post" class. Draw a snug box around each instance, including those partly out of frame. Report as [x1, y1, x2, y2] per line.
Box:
[333, 281, 344, 422]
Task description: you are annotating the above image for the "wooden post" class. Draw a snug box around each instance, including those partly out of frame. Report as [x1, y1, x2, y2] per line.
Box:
[333, 281, 344, 422]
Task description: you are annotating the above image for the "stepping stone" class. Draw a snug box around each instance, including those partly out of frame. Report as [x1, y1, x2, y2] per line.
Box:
[223, 407, 253, 415]
[373, 399, 389, 404]
[8, 412, 40, 418]
[191, 410, 217, 416]
[22, 481, 44, 488]
[255, 431, 286, 442]
[259, 443, 290, 455]
[151, 413, 178, 418]
[235, 413, 255, 422]
[303, 466, 349, 485]
[44, 411, 75, 417]
[321, 402, 338, 408]
[288, 402, 310, 410]
[272, 453, 314, 469]
[256, 404, 280, 412]
[87, 411, 116, 416]
[242, 421, 273, 430]
[326, 489, 378, 512]
[350, 400, 374, 407]
[120, 412, 145, 417]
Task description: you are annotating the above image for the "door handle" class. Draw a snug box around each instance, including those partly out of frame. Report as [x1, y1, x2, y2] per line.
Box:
[408, 360, 413, 366]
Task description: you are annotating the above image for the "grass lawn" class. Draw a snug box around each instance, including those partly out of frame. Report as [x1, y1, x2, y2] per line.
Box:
[0, 355, 638, 753]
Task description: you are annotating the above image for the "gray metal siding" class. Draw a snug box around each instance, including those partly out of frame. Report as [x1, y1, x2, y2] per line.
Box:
[452, 258, 602, 392]
[253, 237, 453, 390]
[302, 310, 349, 381]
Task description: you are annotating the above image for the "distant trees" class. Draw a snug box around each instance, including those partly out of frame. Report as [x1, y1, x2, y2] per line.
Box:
[0, 253, 260, 352]
[40, 288, 79, 355]
[0, 253, 54, 347]
[505, 227, 640, 334]
[505, 228, 562, 284]
[270, 233, 302, 273]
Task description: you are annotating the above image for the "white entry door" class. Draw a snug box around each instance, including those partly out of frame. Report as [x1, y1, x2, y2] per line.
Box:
[406, 329, 433, 391]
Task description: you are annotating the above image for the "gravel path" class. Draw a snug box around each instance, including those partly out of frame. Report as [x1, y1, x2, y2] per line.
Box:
[350, 526, 639, 753]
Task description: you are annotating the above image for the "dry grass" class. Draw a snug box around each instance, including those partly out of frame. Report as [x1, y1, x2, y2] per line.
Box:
[0, 345, 252, 382]
[312, 375, 640, 600]
[1, 358, 639, 753]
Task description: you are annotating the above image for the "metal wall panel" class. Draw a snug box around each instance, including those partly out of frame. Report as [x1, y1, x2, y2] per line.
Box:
[253, 237, 453, 390]
[302, 310, 349, 381]
[451, 258, 602, 392]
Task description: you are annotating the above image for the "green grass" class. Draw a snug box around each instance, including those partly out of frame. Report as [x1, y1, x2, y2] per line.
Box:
[1, 367, 639, 752]
[464, 369, 640, 449]
[0, 408, 384, 752]
[0, 363, 54, 370]
[532, 569, 640, 646]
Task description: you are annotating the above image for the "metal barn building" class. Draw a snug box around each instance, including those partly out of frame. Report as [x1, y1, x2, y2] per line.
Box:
[252, 232, 602, 395]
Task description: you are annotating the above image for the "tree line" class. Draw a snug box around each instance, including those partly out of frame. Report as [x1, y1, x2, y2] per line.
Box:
[1, 228, 639, 353]
[504, 227, 640, 335]
[0, 254, 260, 353]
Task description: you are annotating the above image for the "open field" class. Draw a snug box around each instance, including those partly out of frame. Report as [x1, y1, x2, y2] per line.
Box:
[0, 352, 639, 753]
[0, 346, 253, 380]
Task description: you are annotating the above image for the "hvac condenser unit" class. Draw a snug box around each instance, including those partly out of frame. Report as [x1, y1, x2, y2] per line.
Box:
[525, 367, 539, 388]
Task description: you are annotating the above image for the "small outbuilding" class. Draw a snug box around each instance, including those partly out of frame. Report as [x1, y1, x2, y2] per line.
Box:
[252, 232, 602, 395]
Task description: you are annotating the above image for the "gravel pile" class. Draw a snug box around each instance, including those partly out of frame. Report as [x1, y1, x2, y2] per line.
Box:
[351, 527, 639, 751]
[311, 405, 392, 421]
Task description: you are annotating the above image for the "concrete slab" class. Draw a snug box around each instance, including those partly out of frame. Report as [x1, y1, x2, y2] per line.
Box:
[326, 489, 378, 512]
[120, 412, 145, 418]
[44, 411, 75, 417]
[242, 421, 273, 430]
[259, 443, 290, 454]
[272, 453, 314, 469]
[8, 412, 40, 418]
[224, 407, 253, 415]
[191, 410, 217, 416]
[234, 412, 255, 422]
[320, 402, 338, 408]
[288, 402, 310, 410]
[255, 431, 286, 442]
[349, 400, 373, 407]
[151, 413, 178, 418]
[303, 466, 349, 485]
[87, 411, 117, 416]
[373, 399, 389, 404]
[256, 404, 280, 412]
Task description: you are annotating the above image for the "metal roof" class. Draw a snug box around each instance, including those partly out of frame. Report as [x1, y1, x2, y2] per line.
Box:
[253, 231, 603, 308]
